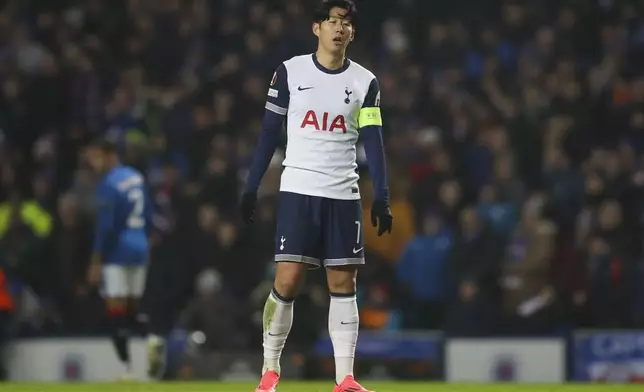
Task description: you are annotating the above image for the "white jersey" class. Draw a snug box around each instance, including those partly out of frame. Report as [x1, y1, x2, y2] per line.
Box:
[265, 54, 381, 200]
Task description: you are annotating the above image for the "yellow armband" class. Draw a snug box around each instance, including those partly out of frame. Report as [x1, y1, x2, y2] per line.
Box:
[358, 107, 382, 128]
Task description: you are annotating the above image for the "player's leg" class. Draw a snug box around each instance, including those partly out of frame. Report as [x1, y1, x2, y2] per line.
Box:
[142, 251, 195, 380]
[326, 265, 359, 383]
[142, 278, 167, 382]
[262, 262, 306, 374]
[125, 264, 162, 380]
[102, 265, 133, 377]
[257, 192, 321, 392]
[127, 265, 149, 334]
[323, 199, 371, 391]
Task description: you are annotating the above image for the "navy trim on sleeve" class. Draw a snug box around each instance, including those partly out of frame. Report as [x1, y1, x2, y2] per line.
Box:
[362, 78, 380, 108]
[265, 64, 290, 114]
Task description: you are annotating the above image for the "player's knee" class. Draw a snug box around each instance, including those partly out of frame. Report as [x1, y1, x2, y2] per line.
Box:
[326, 266, 357, 294]
[273, 262, 307, 298]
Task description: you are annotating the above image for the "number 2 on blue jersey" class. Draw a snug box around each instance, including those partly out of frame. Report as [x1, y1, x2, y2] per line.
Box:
[127, 188, 145, 229]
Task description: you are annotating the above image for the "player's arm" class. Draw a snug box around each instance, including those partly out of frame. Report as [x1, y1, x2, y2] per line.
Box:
[360, 78, 390, 203]
[359, 77, 392, 235]
[244, 63, 290, 194]
[91, 182, 117, 265]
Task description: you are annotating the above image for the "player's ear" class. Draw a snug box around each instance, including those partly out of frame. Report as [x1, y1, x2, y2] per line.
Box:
[350, 29, 355, 41]
[312, 22, 320, 37]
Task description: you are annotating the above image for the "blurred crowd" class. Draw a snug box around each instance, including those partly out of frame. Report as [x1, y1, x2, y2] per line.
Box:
[1, 0, 644, 359]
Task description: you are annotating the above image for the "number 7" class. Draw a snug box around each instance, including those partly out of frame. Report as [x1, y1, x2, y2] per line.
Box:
[354, 220, 361, 244]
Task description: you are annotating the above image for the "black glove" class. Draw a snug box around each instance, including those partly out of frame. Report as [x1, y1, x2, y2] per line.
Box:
[371, 199, 393, 236]
[241, 192, 257, 224]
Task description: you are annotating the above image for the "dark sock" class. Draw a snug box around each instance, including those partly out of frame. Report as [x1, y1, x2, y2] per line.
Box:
[109, 313, 131, 367]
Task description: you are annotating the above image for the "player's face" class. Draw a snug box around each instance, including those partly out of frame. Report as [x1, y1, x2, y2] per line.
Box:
[314, 7, 354, 54]
[85, 146, 106, 173]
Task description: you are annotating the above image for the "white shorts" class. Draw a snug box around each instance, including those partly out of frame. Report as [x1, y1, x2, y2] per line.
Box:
[101, 264, 147, 299]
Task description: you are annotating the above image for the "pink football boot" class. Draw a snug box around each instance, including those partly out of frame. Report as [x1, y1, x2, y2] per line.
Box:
[255, 370, 280, 392]
[333, 375, 374, 392]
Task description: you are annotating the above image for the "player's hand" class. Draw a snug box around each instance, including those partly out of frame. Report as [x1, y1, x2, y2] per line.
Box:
[87, 262, 101, 287]
[371, 200, 393, 236]
[241, 192, 258, 224]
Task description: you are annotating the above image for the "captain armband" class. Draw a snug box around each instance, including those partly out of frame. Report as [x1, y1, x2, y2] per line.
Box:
[358, 107, 382, 128]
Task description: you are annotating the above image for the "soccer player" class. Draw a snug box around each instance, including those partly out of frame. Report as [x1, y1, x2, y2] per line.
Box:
[85, 138, 153, 380]
[241, 1, 392, 391]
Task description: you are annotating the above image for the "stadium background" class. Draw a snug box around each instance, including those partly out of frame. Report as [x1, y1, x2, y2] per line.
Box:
[0, 0, 644, 384]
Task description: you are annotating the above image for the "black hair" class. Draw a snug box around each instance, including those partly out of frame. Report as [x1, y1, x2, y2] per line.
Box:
[313, 0, 358, 25]
[88, 136, 119, 154]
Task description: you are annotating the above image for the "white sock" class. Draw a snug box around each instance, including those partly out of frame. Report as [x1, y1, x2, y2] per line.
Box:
[262, 289, 294, 375]
[329, 294, 359, 384]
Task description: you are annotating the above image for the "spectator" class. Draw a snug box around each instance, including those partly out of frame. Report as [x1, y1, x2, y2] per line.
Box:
[477, 184, 518, 238]
[492, 152, 524, 209]
[446, 206, 504, 336]
[542, 147, 583, 229]
[500, 195, 557, 335]
[179, 268, 247, 351]
[49, 193, 101, 333]
[0, 189, 52, 298]
[437, 179, 463, 228]
[582, 200, 638, 327]
[359, 284, 397, 331]
[396, 211, 453, 329]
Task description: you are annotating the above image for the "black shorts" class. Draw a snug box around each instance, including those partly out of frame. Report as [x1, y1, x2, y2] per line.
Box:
[274, 192, 365, 268]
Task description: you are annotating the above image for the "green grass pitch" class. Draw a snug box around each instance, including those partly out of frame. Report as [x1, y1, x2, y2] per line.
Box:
[1, 383, 644, 392]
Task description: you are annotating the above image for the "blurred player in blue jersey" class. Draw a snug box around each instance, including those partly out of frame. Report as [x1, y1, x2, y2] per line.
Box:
[85, 138, 153, 380]
[241, 1, 392, 391]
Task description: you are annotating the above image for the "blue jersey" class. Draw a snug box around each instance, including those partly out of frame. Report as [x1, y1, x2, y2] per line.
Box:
[93, 165, 151, 265]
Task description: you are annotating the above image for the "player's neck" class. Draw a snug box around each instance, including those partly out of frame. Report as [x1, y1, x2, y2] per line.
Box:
[315, 49, 346, 71]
